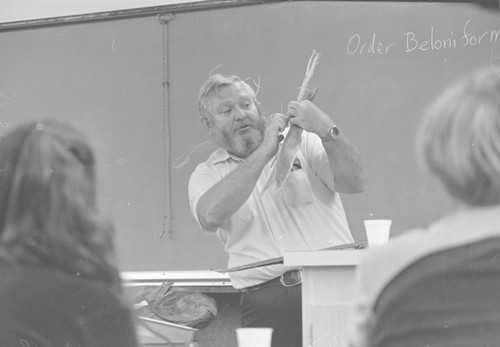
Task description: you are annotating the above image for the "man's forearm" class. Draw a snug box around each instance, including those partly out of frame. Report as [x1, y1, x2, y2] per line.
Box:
[323, 134, 366, 194]
[196, 148, 270, 231]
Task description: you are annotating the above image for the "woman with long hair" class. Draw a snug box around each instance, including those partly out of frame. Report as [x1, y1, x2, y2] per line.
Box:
[0, 119, 138, 346]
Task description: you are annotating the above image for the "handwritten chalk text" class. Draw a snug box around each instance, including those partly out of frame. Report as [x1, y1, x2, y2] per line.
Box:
[346, 19, 500, 56]
[462, 19, 500, 46]
[347, 33, 395, 55]
[404, 27, 457, 53]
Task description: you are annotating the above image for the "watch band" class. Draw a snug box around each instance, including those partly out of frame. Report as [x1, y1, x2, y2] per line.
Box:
[321, 125, 340, 142]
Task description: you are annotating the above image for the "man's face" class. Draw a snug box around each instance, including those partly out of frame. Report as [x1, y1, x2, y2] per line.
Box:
[205, 82, 266, 158]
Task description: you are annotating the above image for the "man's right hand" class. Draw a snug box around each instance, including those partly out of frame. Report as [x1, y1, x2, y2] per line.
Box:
[258, 112, 288, 160]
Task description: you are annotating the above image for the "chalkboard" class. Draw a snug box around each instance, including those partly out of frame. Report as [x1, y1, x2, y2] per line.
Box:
[1, 1, 499, 272]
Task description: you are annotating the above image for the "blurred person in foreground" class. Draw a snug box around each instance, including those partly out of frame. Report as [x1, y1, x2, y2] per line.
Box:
[0, 120, 139, 347]
[348, 66, 500, 347]
[189, 74, 366, 346]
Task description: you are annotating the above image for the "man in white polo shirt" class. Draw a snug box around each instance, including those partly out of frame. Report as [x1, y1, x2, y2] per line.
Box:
[189, 74, 366, 347]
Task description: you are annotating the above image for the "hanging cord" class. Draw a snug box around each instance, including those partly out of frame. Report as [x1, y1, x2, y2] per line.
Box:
[158, 13, 175, 238]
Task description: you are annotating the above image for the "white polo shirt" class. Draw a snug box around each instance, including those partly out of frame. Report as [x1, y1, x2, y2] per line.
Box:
[188, 130, 353, 289]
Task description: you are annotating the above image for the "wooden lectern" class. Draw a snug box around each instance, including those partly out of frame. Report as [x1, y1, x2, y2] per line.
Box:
[284, 249, 364, 347]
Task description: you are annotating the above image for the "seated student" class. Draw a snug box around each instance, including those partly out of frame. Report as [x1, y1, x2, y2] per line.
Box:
[0, 120, 139, 346]
[348, 66, 500, 347]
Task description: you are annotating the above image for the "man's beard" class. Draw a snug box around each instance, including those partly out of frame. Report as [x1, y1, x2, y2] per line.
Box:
[221, 119, 266, 158]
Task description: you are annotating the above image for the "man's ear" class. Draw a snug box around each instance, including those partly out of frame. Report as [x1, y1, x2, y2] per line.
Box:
[200, 116, 210, 131]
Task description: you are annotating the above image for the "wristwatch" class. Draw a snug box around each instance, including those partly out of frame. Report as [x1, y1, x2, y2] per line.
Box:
[321, 125, 340, 142]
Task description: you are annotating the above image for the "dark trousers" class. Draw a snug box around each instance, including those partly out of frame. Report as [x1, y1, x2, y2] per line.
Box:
[240, 282, 302, 347]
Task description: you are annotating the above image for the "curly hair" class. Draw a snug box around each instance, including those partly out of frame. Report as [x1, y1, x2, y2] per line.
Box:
[0, 120, 121, 291]
[198, 74, 261, 121]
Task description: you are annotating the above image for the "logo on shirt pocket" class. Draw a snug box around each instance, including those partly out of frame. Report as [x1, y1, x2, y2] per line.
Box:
[282, 158, 314, 207]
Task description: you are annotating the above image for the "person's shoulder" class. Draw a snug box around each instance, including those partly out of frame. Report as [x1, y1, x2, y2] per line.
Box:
[0, 265, 66, 286]
[0, 266, 117, 301]
[0, 266, 122, 318]
[357, 229, 429, 290]
[361, 228, 428, 267]
[46, 270, 130, 318]
[196, 147, 229, 168]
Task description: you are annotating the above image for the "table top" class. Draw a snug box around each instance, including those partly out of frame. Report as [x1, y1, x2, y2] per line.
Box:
[284, 249, 364, 267]
[121, 270, 233, 291]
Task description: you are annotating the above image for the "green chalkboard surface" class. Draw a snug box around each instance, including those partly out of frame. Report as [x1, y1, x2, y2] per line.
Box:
[1, 1, 499, 271]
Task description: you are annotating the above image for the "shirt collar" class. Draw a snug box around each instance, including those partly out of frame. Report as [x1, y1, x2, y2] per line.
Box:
[206, 147, 245, 166]
[427, 204, 500, 244]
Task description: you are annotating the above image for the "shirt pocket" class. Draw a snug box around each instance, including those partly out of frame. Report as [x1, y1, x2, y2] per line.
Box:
[282, 167, 314, 207]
